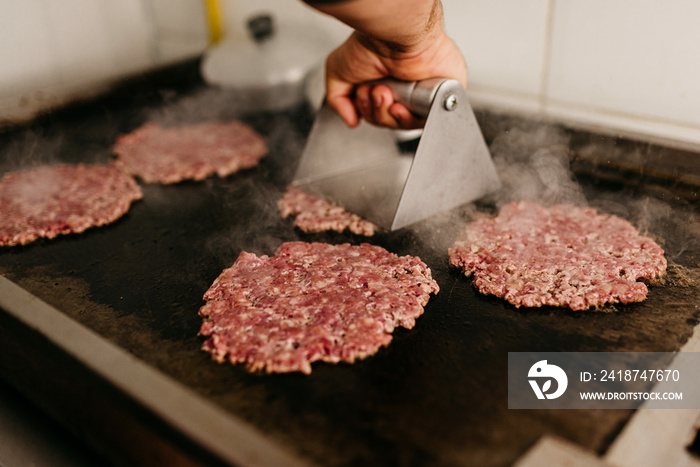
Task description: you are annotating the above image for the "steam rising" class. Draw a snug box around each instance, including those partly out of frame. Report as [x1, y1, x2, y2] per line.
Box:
[204, 178, 298, 265]
[406, 116, 590, 256]
[486, 118, 586, 208]
[1, 83, 689, 275]
[405, 112, 694, 272]
[146, 88, 261, 126]
[140, 87, 313, 262]
[0, 130, 64, 173]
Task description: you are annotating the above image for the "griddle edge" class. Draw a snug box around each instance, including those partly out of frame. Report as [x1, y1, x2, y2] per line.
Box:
[0, 275, 311, 467]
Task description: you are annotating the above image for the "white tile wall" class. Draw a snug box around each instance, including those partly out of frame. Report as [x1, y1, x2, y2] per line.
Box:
[545, 0, 700, 148]
[445, 0, 700, 150]
[150, 0, 207, 37]
[0, 0, 152, 124]
[0, 1, 57, 98]
[43, 0, 151, 89]
[148, 0, 208, 63]
[443, 0, 550, 113]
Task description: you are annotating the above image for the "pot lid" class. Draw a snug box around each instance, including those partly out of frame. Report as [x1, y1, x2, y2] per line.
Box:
[201, 13, 330, 93]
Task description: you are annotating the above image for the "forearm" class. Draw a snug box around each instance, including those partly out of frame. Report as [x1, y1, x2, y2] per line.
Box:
[304, 0, 443, 58]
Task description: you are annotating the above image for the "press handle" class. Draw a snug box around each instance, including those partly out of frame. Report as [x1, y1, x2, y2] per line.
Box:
[369, 78, 446, 117]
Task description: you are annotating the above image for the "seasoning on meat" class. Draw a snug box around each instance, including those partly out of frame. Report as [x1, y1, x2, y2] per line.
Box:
[0, 163, 143, 247]
[448, 201, 667, 311]
[112, 121, 267, 184]
[199, 241, 439, 374]
[278, 184, 378, 236]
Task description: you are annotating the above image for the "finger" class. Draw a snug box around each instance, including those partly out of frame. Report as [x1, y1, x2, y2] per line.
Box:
[369, 85, 401, 128]
[325, 79, 360, 127]
[389, 103, 427, 130]
[354, 84, 373, 123]
[326, 95, 360, 128]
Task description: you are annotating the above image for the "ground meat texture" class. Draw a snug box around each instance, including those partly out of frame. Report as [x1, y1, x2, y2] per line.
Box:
[0, 164, 142, 247]
[448, 201, 667, 311]
[199, 242, 439, 374]
[112, 121, 267, 184]
[278, 185, 378, 236]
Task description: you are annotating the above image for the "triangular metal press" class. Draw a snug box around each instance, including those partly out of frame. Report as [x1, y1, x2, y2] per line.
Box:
[293, 79, 500, 231]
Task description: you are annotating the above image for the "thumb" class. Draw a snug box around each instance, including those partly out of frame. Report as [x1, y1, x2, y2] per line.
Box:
[325, 78, 361, 128]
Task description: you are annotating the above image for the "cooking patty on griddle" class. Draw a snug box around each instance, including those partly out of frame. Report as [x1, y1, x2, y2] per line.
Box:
[199, 241, 439, 374]
[112, 121, 267, 184]
[278, 184, 377, 236]
[449, 201, 667, 311]
[0, 163, 142, 247]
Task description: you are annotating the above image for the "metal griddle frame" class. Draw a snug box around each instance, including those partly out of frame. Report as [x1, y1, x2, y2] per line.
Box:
[0, 275, 307, 467]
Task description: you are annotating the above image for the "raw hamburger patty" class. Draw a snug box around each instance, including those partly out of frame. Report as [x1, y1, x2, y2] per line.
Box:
[0, 163, 142, 247]
[199, 241, 439, 374]
[278, 185, 377, 236]
[449, 201, 667, 311]
[112, 121, 267, 184]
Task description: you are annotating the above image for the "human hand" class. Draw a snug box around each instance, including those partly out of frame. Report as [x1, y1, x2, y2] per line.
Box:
[324, 28, 467, 129]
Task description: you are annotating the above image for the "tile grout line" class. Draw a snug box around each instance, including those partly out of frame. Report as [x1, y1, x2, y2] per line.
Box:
[538, 0, 557, 115]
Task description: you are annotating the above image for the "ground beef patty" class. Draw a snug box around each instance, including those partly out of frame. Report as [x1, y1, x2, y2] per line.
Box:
[199, 242, 439, 374]
[449, 201, 667, 311]
[0, 163, 142, 247]
[278, 185, 378, 236]
[112, 121, 267, 184]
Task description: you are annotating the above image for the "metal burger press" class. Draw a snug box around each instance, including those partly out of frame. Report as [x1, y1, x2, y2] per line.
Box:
[293, 78, 501, 231]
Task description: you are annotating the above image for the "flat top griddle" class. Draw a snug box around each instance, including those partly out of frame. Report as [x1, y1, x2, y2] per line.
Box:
[1, 61, 700, 466]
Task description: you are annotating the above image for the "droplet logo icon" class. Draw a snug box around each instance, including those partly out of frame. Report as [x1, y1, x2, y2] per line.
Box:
[528, 360, 568, 400]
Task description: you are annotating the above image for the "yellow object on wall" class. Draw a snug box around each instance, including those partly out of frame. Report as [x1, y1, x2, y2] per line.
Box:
[203, 0, 223, 44]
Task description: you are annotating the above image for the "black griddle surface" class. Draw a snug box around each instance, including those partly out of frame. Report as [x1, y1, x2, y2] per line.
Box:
[1, 62, 700, 466]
